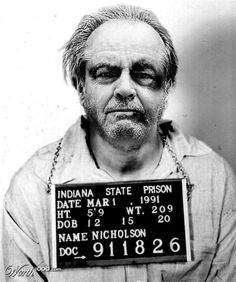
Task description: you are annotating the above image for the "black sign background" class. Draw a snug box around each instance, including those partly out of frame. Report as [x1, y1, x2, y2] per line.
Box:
[51, 179, 191, 268]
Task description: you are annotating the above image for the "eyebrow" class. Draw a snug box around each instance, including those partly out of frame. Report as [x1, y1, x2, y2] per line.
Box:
[88, 59, 164, 79]
[132, 59, 162, 74]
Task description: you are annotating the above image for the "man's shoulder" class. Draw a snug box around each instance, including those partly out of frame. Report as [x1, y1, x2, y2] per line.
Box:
[183, 132, 231, 171]
[162, 120, 212, 158]
[178, 130, 235, 180]
[5, 117, 84, 199]
[164, 120, 234, 173]
[5, 139, 62, 201]
[28, 139, 62, 172]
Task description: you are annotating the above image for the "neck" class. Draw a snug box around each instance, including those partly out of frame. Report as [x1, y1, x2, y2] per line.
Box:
[89, 128, 163, 181]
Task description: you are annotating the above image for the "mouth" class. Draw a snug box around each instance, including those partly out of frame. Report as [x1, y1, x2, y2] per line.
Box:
[104, 108, 147, 124]
[107, 109, 136, 113]
[105, 109, 144, 114]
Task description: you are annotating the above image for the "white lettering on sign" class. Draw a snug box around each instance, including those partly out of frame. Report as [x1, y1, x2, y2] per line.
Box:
[58, 232, 88, 242]
[52, 179, 191, 268]
[143, 185, 172, 194]
[57, 210, 71, 219]
[105, 186, 132, 196]
[87, 198, 110, 207]
[57, 199, 82, 209]
[91, 229, 146, 240]
[59, 247, 79, 256]
[57, 220, 78, 229]
[126, 206, 142, 215]
[58, 189, 94, 198]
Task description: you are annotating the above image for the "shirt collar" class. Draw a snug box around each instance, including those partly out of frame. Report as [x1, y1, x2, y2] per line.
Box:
[55, 116, 212, 184]
[159, 119, 212, 160]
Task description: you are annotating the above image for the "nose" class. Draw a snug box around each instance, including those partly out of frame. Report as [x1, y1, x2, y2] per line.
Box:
[114, 71, 136, 100]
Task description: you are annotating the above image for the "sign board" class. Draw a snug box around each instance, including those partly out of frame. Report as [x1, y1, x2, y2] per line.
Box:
[51, 179, 191, 268]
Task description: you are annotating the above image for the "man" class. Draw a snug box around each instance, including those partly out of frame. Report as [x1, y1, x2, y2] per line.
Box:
[3, 4, 236, 282]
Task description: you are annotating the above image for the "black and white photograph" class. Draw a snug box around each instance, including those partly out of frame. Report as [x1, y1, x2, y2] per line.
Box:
[1, 0, 236, 281]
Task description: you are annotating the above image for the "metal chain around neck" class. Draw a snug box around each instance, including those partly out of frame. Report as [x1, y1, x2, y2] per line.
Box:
[158, 131, 194, 201]
[46, 133, 194, 200]
[47, 138, 63, 194]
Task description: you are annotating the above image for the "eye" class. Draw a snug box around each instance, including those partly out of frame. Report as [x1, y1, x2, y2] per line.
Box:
[93, 67, 121, 83]
[97, 72, 117, 79]
[134, 73, 154, 80]
[132, 72, 155, 85]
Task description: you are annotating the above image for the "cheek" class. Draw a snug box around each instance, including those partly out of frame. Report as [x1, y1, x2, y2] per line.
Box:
[85, 82, 114, 110]
[139, 91, 164, 113]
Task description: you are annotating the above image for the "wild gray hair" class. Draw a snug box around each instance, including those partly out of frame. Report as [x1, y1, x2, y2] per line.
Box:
[62, 4, 178, 90]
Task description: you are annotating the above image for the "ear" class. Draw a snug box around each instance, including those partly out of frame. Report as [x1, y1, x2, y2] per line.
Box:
[78, 82, 83, 93]
[78, 81, 86, 107]
[72, 75, 83, 96]
[72, 75, 78, 89]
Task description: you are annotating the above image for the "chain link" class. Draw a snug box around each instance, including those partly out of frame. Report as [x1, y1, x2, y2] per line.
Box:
[47, 138, 63, 194]
[159, 132, 194, 200]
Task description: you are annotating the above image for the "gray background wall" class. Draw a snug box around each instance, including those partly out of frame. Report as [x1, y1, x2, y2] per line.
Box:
[1, 0, 236, 280]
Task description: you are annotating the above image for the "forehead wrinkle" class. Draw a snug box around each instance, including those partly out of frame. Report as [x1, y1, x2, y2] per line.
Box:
[85, 50, 165, 72]
[83, 19, 167, 71]
[85, 20, 166, 55]
[85, 48, 165, 61]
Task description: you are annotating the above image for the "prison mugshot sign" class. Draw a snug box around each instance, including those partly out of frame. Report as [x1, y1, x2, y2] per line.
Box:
[51, 179, 191, 268]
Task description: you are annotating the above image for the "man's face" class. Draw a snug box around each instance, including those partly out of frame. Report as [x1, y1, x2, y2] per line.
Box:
[81, 20, 167, 147]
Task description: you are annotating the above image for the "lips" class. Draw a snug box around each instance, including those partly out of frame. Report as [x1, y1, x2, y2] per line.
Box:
[105, 101, 145, 115]
[106, 109, 140, 113]
[105, 106, 145, 114]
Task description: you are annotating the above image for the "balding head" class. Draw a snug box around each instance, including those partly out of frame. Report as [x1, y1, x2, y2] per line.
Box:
[62, 4, 178, 92]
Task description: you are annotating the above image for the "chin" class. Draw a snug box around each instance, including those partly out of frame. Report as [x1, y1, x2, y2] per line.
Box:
[102, 121, 147, 141]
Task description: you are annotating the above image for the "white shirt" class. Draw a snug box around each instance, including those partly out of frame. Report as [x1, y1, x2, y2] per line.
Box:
[3, 117, 236, 281]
